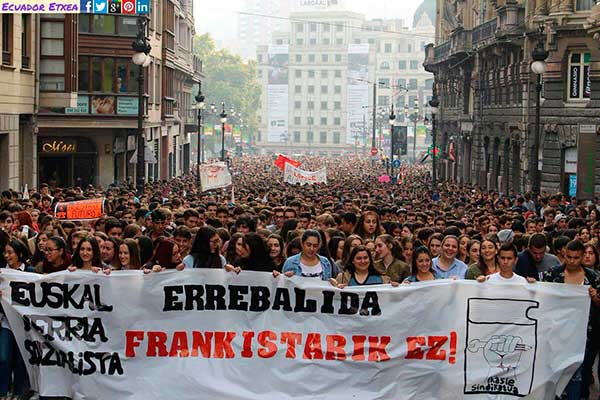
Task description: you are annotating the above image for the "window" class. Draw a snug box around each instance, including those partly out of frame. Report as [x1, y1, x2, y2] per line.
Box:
[378, 96, 389, 106]
[409, 95, 418, 108]
[336, 22, 343, 32]
[294, 117, 301, 125]
[333, 132, 341, 144]
[293, 131, 301, 142]
[296, 23, 304, 32]
[40, 16, 67, 91]
[425, 78, 433, 89]
[576, 0, 595, 10]
[91, 15, 116, 34]
[568, 52, 591, 100]
[323, 38, 330, 45]
[296, 38, 303, 45]
[379, 78, 390, 87]
[257, 54, 263, 63]
[409, 78, 418, 90]
[335, 38, 343, 45]
[294, 100, 302, 109]
[320, 117, 327, 125]
[78, 56, 89, 91]
[334, 70, 341, 78]
[321, 70, 328, 78]
[321, 54, 328, 62]
[309, 38, 317, 45]
[307, 116, 314, 125]
[295, 70, 302, 78]
[410, 60, 419, 69]
[276, 39, 283, 45]
[396, 95, 405, 108]
[321, 85, 328, 94]
[334, 85, 341, 94]
[308, 70, 315, 78]
[408, 43, 412, 52]
[307, 131, 314, 143]
[397, 78, 406, 88]
[380, 61, 390, 70]
[295, 54, 302, 62]
[335, 54, 342, 62]
[310, 23, 317, 32]
[398, 60, 407, 70]
[2, 14, 13, 65]
[21, 14, 31, 68]
[334, 117, 341, 125]
[323, 23, 330, 32]
[309, 54, 315, 62]
[334, 101, 341, 110]
[320, 131, 327, 143]
[308, 85, 314, 94]
[295, 85, 301, 94]
[384, 43, 392, 53]
[308, 101, 314, 109]
[320, 101, 328, 110]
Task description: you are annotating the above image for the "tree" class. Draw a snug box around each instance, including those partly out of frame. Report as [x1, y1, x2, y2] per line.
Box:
[193, 33, 261, 154]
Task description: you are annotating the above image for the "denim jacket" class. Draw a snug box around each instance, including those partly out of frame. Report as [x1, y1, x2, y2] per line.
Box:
[282, 253, 332, 281]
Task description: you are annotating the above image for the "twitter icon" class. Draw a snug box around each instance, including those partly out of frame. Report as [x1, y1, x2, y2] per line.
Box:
[93, 0, 107, 13]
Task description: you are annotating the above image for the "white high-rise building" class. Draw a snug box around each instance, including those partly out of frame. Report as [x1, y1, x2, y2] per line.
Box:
[237, 0, 292, 60]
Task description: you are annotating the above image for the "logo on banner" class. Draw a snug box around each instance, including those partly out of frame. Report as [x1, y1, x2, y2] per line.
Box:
[136, 0, 149, 14]
[122, 0, 135, 13]
[93, 0, 107, 13]
[80, 0, 93, 12]
[108, 0, 121, 13]
[464, 298, 538, 396]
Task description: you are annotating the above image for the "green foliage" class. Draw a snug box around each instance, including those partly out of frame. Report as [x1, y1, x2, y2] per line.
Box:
[193, 33, 261, 141]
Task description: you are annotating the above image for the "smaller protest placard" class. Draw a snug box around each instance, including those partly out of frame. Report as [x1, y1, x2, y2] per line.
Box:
[54, 198, 105, 220]
[199, 162, 232, 191]
[284, 163, 327, 185]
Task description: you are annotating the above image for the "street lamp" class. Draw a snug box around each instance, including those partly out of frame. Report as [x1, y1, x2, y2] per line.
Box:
[131, 16, 151, 196]
[220, 102, 227, 162]
[429, 88, 440, 191]
[389, 105, 396, 177]
[195, 84, 205, 186]
[530, 26, 548, 196]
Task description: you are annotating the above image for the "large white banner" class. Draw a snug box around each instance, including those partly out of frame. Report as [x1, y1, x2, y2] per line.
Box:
[0, 269, 589, 400]
[284, 163, 327, 185]
[346, 44, 370, 145]
[199, 162, 232, 191]
[267, 45, 289, 143]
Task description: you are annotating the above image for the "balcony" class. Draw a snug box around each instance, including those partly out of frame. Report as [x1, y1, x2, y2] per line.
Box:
[496, 2, 525, 37]
[472, 19, 498, 48]
[449, 27, 472, 57]
[163, 97, 175, 118]
[434, 41, 451, 63]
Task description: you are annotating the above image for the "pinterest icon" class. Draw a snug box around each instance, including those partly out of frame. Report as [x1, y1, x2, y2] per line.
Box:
[122, 0, 135, 14]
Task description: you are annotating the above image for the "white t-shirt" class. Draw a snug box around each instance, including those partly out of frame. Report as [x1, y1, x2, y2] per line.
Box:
[487, 272, 527, 284]
[300, 260, 323, 278]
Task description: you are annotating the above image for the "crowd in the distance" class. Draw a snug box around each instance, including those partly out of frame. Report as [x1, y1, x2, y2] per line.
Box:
[0, 155, 599, 399]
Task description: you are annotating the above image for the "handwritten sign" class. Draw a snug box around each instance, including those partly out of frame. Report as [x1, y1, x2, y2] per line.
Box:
[199, 162, 232, 191]
[283, 163, 327, 185]
[54, 198, 105, 220]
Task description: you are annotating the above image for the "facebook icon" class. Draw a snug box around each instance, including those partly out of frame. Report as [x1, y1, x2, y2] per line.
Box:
[136, 0, 149, 14]
[80, 0, 92, 13]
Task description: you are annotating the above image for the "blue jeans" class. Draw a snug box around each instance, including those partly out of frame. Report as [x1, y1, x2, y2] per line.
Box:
[582, 346, 600, 400]
[0, 327, 27, 396]
[562, 361, 583, 400]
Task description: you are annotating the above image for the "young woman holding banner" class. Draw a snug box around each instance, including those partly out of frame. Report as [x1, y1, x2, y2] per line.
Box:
[331, 245, 396, 288]
[278, 230, 333, 280]
[403, 246, 439, 283]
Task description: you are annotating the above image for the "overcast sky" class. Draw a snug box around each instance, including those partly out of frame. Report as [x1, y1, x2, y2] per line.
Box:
[194, 0, 421, 48]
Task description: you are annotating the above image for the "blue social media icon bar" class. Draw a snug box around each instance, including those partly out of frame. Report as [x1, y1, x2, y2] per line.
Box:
[136, 0, 149, 14]
[80, 0, 149, 14]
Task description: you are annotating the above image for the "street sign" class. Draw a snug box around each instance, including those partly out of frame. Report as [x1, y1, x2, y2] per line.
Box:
[371, 147, 378, 156]
[392, 159, 400, 168]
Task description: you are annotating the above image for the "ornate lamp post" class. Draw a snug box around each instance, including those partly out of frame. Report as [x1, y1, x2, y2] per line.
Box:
[194, 85, 205, 186]
[219, 103, 227, 162]
[429, 88, 440, 190]
[389, 105, 396, 177]
[530, 27, 548, 196]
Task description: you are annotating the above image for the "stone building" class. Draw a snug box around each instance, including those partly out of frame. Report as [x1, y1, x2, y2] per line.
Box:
[424, 0, 600, 199]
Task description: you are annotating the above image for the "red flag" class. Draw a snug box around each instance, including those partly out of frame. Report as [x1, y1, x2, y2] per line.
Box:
[274, 154, 301, 171]
[449, 142, 456, 162]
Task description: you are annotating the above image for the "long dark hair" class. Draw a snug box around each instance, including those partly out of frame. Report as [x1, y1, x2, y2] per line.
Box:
[72, 236, 102, 268]
[328, 236, 345, 262]
[353, 211, 383, 239]
[150, 237, 179, 269]
[344, 245, 378, 275]
[190, 226, 222, 269]
[411, 246, 433, 276]
[238, 233, 273, 271]
[5, 239, 31, 265]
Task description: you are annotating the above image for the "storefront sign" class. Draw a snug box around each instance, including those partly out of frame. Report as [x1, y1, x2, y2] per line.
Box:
[40, 139, 77, 153]
[91, 96, 116, 114]
[54, 198, 105, 220]
[570, 65, 580, 99]
[65, 96, 89, 114]
[117, 97, 139, 115]
[569, 174, 577, 197]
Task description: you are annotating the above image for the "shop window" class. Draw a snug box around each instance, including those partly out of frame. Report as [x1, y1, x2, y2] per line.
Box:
[567, 52, 590, 100]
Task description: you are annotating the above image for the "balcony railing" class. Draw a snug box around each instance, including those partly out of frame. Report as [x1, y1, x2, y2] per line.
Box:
[434, 41, 451, 63]
[2, 51, 11, 65]
[472, 19, 498, 47]
[163, 97, 175, 118]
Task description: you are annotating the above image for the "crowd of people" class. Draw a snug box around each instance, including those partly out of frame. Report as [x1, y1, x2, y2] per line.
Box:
[0, 154, 599, 399]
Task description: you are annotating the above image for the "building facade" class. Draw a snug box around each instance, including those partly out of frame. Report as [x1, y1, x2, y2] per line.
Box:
[255, 4, 435, 156]
[237, 0, 292, 60]
[0, 14, 37, 191]
[425, 0, 600, 199]
[34, 2, 201, 189]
